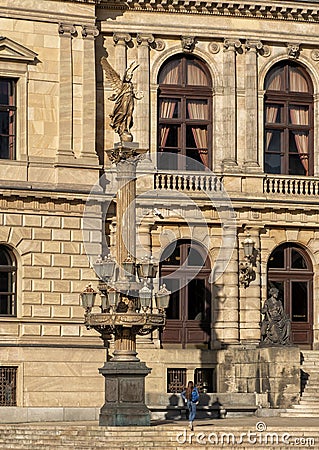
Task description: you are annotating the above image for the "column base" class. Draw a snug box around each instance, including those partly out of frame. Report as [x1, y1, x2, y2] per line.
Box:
[99, 360, 151, 427]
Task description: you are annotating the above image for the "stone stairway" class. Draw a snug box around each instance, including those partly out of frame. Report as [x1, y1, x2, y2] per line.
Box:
[0, 421, 318, 449]
[281, 350, 319, 417]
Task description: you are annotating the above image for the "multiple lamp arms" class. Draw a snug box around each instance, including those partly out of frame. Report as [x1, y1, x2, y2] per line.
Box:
[80, 255, 171, 314]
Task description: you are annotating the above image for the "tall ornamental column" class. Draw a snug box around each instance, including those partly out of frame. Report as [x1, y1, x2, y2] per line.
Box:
[81, 25, 99, 161]
[243, 40, 263, 170]
[57, 23, 76, 159]
[239, 226, 262, 345]
[114, 151, 138, 272]
[113, 33, 132, 77]
[136, 34, 154, 150]
[222, 39, 241, 170]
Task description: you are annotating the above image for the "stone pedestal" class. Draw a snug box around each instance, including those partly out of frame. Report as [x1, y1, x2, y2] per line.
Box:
[99, 361, 151, 426]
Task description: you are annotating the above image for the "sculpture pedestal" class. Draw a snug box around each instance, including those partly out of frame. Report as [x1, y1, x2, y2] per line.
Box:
[99, 360, 151, 426]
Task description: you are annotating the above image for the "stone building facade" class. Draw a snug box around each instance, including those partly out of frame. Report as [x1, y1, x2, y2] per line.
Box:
[0, 0, 318, 421]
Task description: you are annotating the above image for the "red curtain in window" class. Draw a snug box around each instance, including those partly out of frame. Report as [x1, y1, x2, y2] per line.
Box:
[290, 105, 309, 174]
[187, 100, 208, 166]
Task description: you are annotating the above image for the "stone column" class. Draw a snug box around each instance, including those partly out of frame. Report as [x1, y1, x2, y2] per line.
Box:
[212, 225, 240, 346]
[243, 40, 262, 170]
[81, 25, 99, 161]
[115, 155, 137, 268]
[57, 23, 76, 160]
[136, 34, 154, 150]
[238, 226, 262, 345]
[222, 39, 241, 170]
[113, 32, 132, 77]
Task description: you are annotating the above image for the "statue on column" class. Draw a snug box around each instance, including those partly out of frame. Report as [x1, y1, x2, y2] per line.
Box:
[260, 287, 291, 346]
[101, 56, 141, 143]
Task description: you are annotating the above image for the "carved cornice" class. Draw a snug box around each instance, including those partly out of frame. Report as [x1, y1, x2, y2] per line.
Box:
[101, 1, 319, 23]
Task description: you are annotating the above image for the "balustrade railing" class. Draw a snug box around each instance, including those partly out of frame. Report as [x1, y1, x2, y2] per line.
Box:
[154, 172, 223, 192]
[264, 176, 319, 196]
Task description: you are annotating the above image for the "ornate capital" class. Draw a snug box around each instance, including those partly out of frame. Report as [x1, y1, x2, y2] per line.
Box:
[245, 39, 263, 53]
[136, 33, 155, 46]
[181, 36, 197, 53]
[81, 25, 99, 39]
[58, 23, 77, 37]
[223, 39, 242, 52]
[113, 33, 132, 46]
[287, 43, 301, 59]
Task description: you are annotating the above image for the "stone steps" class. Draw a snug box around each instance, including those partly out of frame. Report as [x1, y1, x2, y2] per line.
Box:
[0, 424, 318, 449]
[281, 350, 319, 417]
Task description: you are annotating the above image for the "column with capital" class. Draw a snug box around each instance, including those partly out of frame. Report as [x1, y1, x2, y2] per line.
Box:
[222, 39, 241, 170]
[113, 33, 132, 79]
[57, 23, 76, 160]
[136, 34, 154, 150]
[81, 25, 99, 161]
[243, 40, 262, 170]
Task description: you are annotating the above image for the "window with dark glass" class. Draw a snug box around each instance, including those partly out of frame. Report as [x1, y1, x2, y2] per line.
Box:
[0, 246, 16, 316]
[160, 240, 211, 347]
[158, 55, 212, 171]
[0, 79, 16, 160]
[264, 62, 313, 176]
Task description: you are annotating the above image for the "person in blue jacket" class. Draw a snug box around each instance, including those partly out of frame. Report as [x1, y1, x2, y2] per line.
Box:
[181, 381, 199, 430]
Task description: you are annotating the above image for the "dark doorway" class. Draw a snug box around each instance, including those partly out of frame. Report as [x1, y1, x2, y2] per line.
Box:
[160, 240, 211, 348]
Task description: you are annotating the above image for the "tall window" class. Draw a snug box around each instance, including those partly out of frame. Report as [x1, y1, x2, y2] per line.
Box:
[267, 243, 313, 347]
[264, 62, 313, 176]
[0, 79, 16, 160]
[157, 55, 212, 171]
[160, 240, 211, 348]
[0, 246, 16, 316]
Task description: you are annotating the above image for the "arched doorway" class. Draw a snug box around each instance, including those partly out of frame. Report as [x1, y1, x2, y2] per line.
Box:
[160, 240, 211, 348]
[267, 243, 313, 347]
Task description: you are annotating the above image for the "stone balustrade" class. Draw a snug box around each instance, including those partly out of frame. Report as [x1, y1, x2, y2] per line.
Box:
[152, 172, 319, 199]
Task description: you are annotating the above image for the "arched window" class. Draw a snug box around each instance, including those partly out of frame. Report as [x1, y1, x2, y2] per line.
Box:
[160, 240, 211, 348]
[157, 55, 212, 171]
[264, 61, 313, 176]
[267, 243, 313, 347]
[0, 246, 16, 316]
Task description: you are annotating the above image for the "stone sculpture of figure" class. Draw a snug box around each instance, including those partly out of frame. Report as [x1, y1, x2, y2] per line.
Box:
[101, 56, 141, 142]
[260, 287, 291, 346]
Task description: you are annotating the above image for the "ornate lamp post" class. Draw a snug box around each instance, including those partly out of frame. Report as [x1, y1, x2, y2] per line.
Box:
[81, 57, 171, 427]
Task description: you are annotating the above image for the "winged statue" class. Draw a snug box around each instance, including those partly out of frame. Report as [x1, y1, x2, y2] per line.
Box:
[101, 56, 140, 142]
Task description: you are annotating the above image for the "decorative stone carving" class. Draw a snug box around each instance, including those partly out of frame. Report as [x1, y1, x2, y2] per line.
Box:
[154, 39, 165, 51]
[245, 39, 263, 53]
[58, 23, 77, 37]
[287, 43, 300, 59]
[223, 38, 242, 52]
[260, 287, 291, 346]
[81, 25, 99, 39]
[113, 32, 132, 47]
[136, 33, 155, 47]
[181, 36, 196, 53]
[311, 49, 319, 61]
[209, 42, 220, 54]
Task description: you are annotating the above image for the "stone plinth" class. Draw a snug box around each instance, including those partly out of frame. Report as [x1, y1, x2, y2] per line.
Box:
[217, 345, 300, 409]
[99, 361, 151, 426]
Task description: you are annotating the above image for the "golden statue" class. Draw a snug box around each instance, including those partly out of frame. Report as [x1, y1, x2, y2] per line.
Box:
[101, 56, 141, 143]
